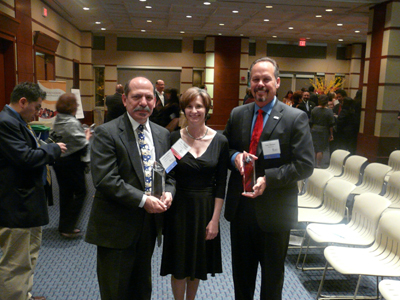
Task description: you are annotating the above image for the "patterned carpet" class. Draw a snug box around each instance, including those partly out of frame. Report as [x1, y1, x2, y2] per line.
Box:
[25, 169, 384, 300]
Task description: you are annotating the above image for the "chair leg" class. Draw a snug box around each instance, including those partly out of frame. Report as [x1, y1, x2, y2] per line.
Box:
[353, 275, 362, 300]
[295, 228, 308, 269]
[300, 233, 311, 271]
[316, 261, 329, 299]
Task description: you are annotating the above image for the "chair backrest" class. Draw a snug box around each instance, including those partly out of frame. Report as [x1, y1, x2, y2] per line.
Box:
[302, 169, 334, 200]
[388, 150, 400, 173]
[347, 193, 391, 245]
[337, 155, 368, 185]
[383, 171, 400, 208]
[326, 149, 350, 176]
[352, 163, 392, 195]
[369, 209, 400, 262]
[322, 178, 355, 217]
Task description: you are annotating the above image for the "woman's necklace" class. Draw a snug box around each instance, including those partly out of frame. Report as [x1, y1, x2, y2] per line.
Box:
[185, 126, 208, 140]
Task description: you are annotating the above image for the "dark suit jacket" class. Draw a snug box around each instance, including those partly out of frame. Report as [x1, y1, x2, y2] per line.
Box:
[223, 100, 314, 231]
[85, 113, 176, 249]
[297, 100, 316, 119]
[0, 105, 61, 228]
[105, 93, 125, 122]
[150, 92, 168, 126]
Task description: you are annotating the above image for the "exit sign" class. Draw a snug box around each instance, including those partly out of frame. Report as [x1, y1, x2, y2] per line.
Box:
[42, 7, 47, 17]
[299, 40, 306, 47]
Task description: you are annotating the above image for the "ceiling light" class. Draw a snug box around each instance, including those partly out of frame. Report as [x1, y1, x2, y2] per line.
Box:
[266, 5, 273, 8]
[141, 29, 146, 32]
[219, 23, 224, 26]
[83, 7, 89, 10]
[204, 2, 211, 5]
[101, 28, 106, 30]
[337, 23, 343, 26]
[355, 30, 360, 33]
[218, 33, 222, 35]
[147, 20, 152, 22]
[180, 31, 185, 34]
[186, 15, 192, 18]
[338, 39, 343, 41]
[145, 5, 152, 9]
[306, 37, 310, 39]
[232, 10, 239, 13]
[326, 9, 333, 12]
[273, 35, 277, 38]
[288, 27, 293, 30]
[316, 15, 322, 18]
[140, 0, 146, 1]
[264, 19, 269, 22]
[95, 21, 101, 24]
[240, 34, 243, 36]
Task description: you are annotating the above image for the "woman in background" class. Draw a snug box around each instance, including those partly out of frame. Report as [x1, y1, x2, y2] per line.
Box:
[162, 88, 181, 132]
[337, 97, 358, 154]
[292, 90, 303, 108]
[282, 90, 294, 106]
[53, 93, 92, 238]
[161, 87, 229, 300]
[310, 94, 335, 168]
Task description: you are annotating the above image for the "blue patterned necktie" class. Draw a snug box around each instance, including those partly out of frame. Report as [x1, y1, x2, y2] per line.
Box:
[137, 124, 152, 195]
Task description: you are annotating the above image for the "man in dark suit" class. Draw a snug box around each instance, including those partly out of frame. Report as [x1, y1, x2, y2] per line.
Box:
[149, 79, 166, 125]
[0, 82, 66, 300]
[105, 84, 125, 122]
[297, 90, 315, 119]
[223, 57, 314, 300]
[85, 76, 176, 300]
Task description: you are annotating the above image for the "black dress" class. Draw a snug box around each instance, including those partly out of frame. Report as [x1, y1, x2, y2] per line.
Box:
[310, 107, 335, 152]
[160, 131, 229, 280]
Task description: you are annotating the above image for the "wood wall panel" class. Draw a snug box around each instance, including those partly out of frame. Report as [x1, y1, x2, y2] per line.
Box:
[211, 36, 241, 130]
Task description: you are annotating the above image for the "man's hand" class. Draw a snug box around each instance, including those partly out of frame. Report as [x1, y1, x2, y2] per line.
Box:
[235, 151, 258, 175]
[162, 192, 173, 209]
[57, 142, 67, 153]
[143, 195, 167, 213]
[242, 176, 266, 198]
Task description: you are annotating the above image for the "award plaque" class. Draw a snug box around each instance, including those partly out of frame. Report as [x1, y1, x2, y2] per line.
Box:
[152, 161, 166, 200]
[243, 155, 256, 194]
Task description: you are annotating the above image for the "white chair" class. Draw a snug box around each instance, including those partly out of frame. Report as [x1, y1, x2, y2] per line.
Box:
[326, 149, 350, 176]
[307, 193, 391, 248]
[296, 179, 355, 270]
[382, 171, 400, 209]
[351, 163, 392, 195]
[316, 209, 400, 300]
[298, 169, 333, 208]
[336, 155, 368, 185]
[379, 280, 400, 300]
[385, 150, 400, 182]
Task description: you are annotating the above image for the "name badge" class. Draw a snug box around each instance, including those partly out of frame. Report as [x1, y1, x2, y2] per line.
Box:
[160, 149, 177, 173]
[171, 138, 191, 159]
[262, 139, 281, 159]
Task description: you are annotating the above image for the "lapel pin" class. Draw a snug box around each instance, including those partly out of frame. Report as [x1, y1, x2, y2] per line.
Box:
[273, 116, 279, 120]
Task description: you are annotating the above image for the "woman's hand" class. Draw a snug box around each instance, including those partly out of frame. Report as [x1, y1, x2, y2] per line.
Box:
[205, 220, 219, 240]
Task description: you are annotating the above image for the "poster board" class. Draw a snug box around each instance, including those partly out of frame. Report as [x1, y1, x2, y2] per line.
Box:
[37, 80, 66, 122]
[71, 89, 84, 119]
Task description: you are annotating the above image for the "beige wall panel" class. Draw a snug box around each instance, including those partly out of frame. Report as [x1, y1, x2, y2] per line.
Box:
[386, 30, 400, 56]
[255, 39, 267, 58]
[378, 112, 399, 137]
[377, 86, 385, 110]
[350, 59, 361, 73]
[206, 84, 214, 99]
[349, 75, 360, 88]
[383, 58, 400, 83]
[0, 4, 15, 17]
[363, 61, 369, 85]
[381, 85, 400, 110]
[241, 38, 249, 52]
[351, 44, 362, 58]
[239, 85, 247, 99]
[81, 65, 93, 79]
[374, 112, 382, 137]
[205, 37, 215, 52]
[368, 9, 374, 33]
[81, 32, 92, 48]
[362, 86, 368, 109]
[81, 48, 92, 64]
[365, 35, 372, 59]
[180, 84, 192, 94]
[56, 57, 73, 78]
[181, 68, 193, 83]
[240, 69, 248, 85]
[206, 53, 215, 68]
[105, 66, 117, 80]
[386, 2, 400, 27]
[240, 54, 249, 69]
[205, 68, 214, 84]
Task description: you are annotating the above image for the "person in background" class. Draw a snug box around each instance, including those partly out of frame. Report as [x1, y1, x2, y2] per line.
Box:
[0, 82, 66, 300]
[150, 79, 166, 125]
[52, 93, 92, 238]
[85, 77, 175, 300]
[297, 91, 315, 119]
[310, 94, 335, 168]
[223, 57, 314, 300]
[161, 87, 229, 300]
[243, 87, 255, 104]
[159, 88, 181, 132]
[282, 90, 293, 106]
[333, 89, 347, 116]
[291, 90, 303, 108]
[105, 84, 125, 122]
[337, 97, 358, 155]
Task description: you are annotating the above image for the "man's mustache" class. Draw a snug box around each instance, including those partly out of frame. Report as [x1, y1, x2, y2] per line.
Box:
[133, 106, 151, 112]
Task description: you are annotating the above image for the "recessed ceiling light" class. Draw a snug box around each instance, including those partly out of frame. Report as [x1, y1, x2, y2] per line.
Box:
[326, 9, 333, 12]
[101, 28, 106, 30]
[219, 23, 224, 26]
[306, 37, 310, 39]
[95, 21, 101, 24]
[266, 5, 273, 8]
[240, 34, 243, 36]
[337, 23, 343, 26]
[204, 1, 211, 5]
[232, 10, 239, 13]
[288, 27, 294, 30]
[83, 7, 89, 10]
[218, 33, 222, 35]
[141, 29, 146, 32]
[145, 5, 152, 9]
[316, 15, 322, 18]
[338, 39, 343, 41]
[139, 0, 146, 1]
[264, 19, 269, 22]
[273, 35, 277, 38]
[147, 20, 152, 22]
[186, 15, 192, 18]
[180, 31, 185, 34]
[355, 30, 360, 33]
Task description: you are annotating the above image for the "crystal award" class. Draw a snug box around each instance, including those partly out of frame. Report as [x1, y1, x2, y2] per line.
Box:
[152, 161, 165, 200]
[243, 155, 256, 194]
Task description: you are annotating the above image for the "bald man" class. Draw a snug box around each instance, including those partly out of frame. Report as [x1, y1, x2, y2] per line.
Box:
[105, 84, 125, 122]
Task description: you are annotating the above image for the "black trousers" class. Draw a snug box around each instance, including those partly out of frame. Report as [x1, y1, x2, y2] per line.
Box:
[53, 156, 86, 233]
[230, 198, 290, 300]
[96, 213, 157, 300]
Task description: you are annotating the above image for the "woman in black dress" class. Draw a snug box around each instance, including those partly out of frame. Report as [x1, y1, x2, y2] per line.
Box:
[161, 87, 229, 300]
